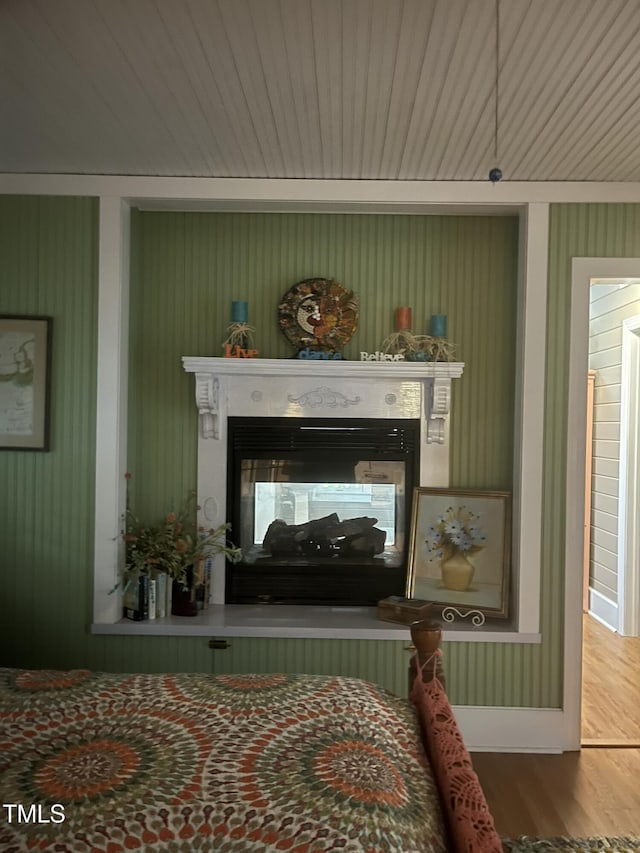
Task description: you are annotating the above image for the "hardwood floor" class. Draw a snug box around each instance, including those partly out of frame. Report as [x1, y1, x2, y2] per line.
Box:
[581, 614, 640, 743]
[471, 615, 640, 838]
[472, 749, 640, 837]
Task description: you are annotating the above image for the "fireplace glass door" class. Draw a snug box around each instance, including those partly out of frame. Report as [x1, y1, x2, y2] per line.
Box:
[226, 417, 419, 605]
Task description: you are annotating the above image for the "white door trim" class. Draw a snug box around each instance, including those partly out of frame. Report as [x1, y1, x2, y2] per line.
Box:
[618, 314, 640, 637]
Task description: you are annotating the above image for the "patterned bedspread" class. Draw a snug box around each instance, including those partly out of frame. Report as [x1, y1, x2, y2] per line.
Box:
[0, 668, 448, 852]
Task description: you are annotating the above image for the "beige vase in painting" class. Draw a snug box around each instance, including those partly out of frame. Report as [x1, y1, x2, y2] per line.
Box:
[441, 552, 475, 592]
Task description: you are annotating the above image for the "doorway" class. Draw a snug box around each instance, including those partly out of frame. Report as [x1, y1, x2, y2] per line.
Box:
[584, 284, 640, 635]
[581, 280, 640, 744]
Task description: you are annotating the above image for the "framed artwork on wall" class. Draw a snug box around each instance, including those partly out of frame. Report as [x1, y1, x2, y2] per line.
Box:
[406, 487, 511, 620]
[0, 315, 52, 451]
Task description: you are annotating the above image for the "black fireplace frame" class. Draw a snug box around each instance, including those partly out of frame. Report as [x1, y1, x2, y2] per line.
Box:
[225, 416, 420, 606]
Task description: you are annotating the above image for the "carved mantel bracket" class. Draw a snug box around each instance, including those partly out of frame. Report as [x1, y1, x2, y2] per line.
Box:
[194, 372, 219, 439]
[426, 377, 452, 445]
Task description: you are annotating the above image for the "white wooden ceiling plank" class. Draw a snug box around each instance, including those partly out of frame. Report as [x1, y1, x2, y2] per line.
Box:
[0, 0, 138, 174]
[375, 0, 438, 179]
[447, 0, 512, 180]
[213, 0, 290, 177]
[309, 0, 346, 177]
[103, 0, 230, 175]
[46, 0, 194, 175]
[526, 0, 640, 179]
[149, 1, 237, 176]
[549, 74, 640, 180]
[519, 3, 639, 178]
[2, 0, 640, 180]
[453, 0, 562, 180]
[421, 1, 494, 179]
[487, 0, 541, 180]
[64, 0, 200, 174]
[186, 0, 271, 176]
[0, 82, 69, 173]
[450, 107, 495, 182]
[570, 94, 640, 181]
[274, 0, 324, 178]
[404, 0, 491, 178]
[0, 18, 85, 171]
[348, 0, 414, 178]
[397, 0, 470, 177]
[506, 0, 628, 177]
[499, 0, 587, 176]
[434, 8, 495, 179]
[240, 0, 309, 178]
[600, 139, 640, 182]
[339, 0, 373, 179]
[453, 0, 535, 180]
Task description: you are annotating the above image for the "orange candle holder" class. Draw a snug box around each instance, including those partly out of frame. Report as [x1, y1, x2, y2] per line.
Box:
[395, 306, 412, 331]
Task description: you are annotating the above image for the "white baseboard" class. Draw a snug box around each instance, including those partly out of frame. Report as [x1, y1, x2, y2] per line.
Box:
[588, 588, 618, 632]
[455, 705, 568, 753]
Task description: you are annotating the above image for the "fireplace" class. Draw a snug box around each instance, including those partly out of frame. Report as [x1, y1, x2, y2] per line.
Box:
[182, 357, 464, 607]
[226, 417, 419, 605]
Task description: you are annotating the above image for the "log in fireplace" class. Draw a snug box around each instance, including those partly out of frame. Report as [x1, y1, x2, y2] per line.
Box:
[226, 417, 419, 605]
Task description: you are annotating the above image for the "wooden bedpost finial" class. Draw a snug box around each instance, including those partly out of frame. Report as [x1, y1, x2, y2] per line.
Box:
[410, 618, 442, 655]
[410, 618, 446, 688]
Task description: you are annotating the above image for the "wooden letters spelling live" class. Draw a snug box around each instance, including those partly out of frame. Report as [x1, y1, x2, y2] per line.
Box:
[223, 344, 258, 358]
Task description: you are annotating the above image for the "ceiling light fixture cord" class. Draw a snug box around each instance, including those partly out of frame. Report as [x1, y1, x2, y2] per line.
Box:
[494, 0, 500, 164]
[488, 0, 503, 182]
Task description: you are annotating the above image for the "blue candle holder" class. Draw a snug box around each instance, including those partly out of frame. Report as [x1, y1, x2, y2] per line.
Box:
[231, 301, 249, 323]
[430, 314, 447, 338]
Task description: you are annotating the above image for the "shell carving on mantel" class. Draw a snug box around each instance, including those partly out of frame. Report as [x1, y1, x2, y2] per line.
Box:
[288, 385, 361, 409]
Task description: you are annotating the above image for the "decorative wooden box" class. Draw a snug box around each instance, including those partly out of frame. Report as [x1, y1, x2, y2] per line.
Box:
[377, 596, 433, 625]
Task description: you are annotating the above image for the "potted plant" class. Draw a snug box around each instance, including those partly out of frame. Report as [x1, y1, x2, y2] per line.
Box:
[121, 474, 241, 617]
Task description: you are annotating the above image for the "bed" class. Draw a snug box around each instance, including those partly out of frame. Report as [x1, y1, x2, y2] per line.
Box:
[0, 622, 501, 852]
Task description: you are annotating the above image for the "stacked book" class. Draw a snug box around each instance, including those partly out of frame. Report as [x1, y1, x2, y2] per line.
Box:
[123, 573, 171, 621]
[194, 557, 213, 612]
[122, 562, 213, 621]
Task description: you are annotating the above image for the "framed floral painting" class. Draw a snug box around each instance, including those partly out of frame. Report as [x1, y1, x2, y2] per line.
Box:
[0, 315, 52, 451]
[406, 488, 511, 620]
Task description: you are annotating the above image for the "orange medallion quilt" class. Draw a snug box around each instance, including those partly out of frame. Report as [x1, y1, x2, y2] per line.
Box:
[0, 668, 448, 852]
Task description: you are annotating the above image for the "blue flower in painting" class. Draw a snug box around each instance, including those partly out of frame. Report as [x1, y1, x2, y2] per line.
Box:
[424, 505, 486, 561]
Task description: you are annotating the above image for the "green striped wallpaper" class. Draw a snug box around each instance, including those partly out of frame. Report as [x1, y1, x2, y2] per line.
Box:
[7, 199, 634, 707]
[0, 201, 526, 703]
[127, 211, 522, 704]
[538, 204, 640, 705]
[210, 638, 415, 696]
[128, 212, 519, 523]
[0, 196, 99, 667]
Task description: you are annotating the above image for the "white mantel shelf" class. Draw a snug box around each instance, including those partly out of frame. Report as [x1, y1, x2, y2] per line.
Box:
[182, 356, 464, 380]
[91, 605, 540, 643]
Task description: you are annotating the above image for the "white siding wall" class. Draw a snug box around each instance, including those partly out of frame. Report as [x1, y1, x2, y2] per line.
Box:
[588, 281, 640, 605]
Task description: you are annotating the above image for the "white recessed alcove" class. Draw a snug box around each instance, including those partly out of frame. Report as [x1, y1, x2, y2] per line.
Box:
[88, 185, 547, 645]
